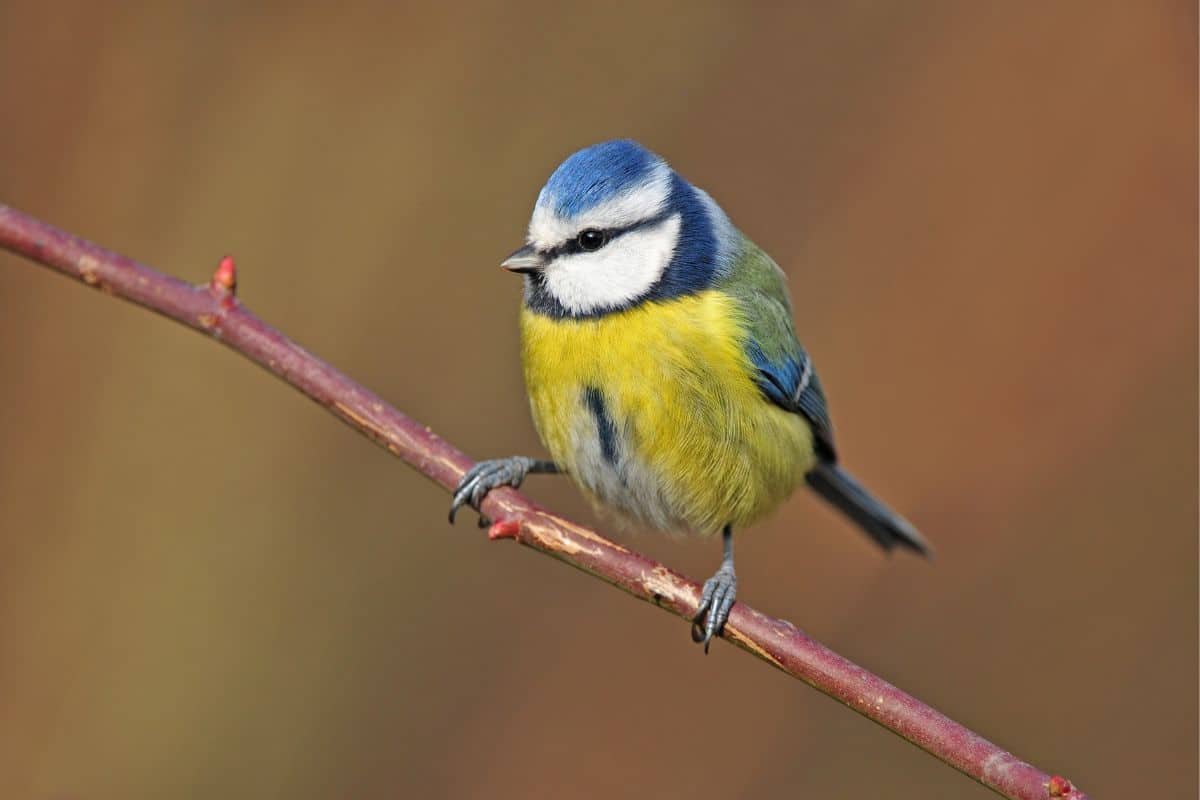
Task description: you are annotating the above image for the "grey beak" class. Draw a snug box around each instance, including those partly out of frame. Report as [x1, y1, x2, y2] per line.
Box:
[501, 244, 546, 274]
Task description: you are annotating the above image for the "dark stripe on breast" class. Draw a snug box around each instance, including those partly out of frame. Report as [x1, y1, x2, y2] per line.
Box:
[583, 387, 619, 466]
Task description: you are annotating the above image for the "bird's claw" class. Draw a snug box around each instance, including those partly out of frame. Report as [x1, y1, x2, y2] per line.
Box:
[448, 457, 535, 524]
[690, 566, 737, 653]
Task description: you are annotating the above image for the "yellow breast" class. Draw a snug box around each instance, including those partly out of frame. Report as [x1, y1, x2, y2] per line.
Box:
[520, 290, 815, 535]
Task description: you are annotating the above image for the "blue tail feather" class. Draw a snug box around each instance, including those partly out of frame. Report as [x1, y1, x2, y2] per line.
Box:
[805, 462, 930, 556]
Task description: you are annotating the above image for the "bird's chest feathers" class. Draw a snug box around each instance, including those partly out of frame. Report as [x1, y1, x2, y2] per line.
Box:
[521, 290, 747, 444]
[520, 291, 808, 532]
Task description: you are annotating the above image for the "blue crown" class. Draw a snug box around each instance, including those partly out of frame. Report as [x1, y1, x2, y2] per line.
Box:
[538, 140, 666, 219]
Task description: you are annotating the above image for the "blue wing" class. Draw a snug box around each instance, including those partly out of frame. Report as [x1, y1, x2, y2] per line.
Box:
[720, 241, 929, 554]
[748, 344, 836, 460]
[718, 238, 837, 460]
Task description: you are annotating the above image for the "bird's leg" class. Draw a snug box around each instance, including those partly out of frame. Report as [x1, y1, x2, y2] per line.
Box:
[448, 457, 559, 524]
[691, 525, 737, 653]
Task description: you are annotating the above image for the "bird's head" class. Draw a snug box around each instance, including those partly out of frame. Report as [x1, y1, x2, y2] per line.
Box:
[503, 139, 736, 318]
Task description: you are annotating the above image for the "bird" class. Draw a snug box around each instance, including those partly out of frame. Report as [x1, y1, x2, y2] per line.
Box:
[449, 139, 929, 651]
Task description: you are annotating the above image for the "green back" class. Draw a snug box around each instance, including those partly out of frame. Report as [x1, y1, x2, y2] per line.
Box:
[716, 234, 836, 458]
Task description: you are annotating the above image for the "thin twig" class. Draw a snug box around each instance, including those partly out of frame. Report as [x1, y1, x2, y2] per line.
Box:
[0, 203, 1087, 800]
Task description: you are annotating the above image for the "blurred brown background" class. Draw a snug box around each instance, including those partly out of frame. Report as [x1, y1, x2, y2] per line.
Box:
[1, 2, 1195, 798]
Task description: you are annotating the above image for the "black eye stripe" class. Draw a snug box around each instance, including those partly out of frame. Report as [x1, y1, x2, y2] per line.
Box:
[540, 211, 672, 261]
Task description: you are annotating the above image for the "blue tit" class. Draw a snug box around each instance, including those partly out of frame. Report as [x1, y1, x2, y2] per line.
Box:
[450, 139, 929, 650]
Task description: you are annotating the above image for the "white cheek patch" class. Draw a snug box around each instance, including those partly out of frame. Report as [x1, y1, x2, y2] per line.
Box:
[528, 163, 672, 250]
[541, 214, 681, 315]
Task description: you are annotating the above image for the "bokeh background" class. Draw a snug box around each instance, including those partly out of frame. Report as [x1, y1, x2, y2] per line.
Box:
[1, 2, 1195, 798]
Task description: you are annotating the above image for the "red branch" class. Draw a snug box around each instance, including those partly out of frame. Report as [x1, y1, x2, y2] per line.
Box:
[0, 203, 1087, 800]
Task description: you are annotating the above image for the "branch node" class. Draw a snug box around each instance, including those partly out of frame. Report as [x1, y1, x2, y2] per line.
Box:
[78, 253, 101, 286]
[1046, 775, 1074, 797]
[487, 518, 521, 541]
[210, 254, 238, 297]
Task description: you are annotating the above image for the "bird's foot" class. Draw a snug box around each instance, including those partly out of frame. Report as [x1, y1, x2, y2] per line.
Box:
[690, 565, 737, 653]
[448, 456, 537, 524]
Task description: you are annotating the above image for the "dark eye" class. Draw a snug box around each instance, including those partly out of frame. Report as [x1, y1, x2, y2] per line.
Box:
[576, 229, 608, 252]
